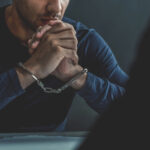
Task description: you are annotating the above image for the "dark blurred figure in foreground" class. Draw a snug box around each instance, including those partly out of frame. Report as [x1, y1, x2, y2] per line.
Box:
[78, 21, 150, 150]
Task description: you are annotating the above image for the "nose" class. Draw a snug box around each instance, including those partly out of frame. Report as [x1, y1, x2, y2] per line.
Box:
[46, 0, 62, 18]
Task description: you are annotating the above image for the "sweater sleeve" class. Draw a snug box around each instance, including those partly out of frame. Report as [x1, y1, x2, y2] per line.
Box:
[77, 29, 129, 113]
[0, 68, 25, 110]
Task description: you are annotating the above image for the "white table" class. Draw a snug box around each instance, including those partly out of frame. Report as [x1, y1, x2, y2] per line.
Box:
[0, 132, 88, 150]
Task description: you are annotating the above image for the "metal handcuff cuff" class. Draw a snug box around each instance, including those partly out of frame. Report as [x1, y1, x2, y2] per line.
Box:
[18, 62, 88, 94]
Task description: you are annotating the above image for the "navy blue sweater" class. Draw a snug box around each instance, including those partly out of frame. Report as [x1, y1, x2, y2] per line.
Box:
[0, 6, 128, 132]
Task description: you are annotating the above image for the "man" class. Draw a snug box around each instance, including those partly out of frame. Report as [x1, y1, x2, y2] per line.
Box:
[78, 21, 150, 150]
[0, 0, 128, 132]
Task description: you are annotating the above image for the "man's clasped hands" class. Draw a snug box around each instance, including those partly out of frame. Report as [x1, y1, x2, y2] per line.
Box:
[25, 20, 87, 90]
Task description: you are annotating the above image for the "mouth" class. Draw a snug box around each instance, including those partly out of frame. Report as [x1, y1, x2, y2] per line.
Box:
[40, 16, 60, 26]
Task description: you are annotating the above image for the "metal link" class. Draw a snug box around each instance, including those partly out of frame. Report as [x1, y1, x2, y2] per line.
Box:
[18, 62, 88, 94]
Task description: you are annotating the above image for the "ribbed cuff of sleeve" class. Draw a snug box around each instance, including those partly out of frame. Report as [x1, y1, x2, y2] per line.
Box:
[8, 68, 25, 95]
[76, 72, 98, 101]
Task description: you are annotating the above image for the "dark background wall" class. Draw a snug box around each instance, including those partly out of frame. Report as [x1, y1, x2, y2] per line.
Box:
[1, 0, 150, 131]
[0, 0, 12, 6]
[66, 0, 150, 72]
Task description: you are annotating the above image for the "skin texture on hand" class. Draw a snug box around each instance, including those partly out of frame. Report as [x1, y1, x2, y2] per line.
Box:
[27, 20, 87, 89]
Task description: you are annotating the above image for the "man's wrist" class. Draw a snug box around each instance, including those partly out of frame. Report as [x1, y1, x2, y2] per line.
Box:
[23, 61, 41, 79]
[71, 71, 88, 90]
[15, 66, 35, 89]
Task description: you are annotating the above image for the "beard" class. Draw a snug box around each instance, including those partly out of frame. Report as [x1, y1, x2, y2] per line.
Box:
[15, 4, 38, 32]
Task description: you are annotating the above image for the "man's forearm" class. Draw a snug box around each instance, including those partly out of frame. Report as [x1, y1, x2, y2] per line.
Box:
[71, 70, 88, 90]
[77, 72, 127, 113]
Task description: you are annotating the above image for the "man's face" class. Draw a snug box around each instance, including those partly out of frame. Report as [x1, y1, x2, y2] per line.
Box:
[13, 0, 70, 29]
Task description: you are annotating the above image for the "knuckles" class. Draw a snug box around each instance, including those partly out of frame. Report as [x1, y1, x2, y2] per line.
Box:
[72, 38, 78, 48]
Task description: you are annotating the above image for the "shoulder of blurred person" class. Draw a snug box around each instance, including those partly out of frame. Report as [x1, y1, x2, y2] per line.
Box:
[78, 20, 150, 150]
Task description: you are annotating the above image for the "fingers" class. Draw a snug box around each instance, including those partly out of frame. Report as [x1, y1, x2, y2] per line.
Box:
[31, 40, 40, 49]
[28, 25, 52, 51]
[52, 29, 76, 40]
[28, 21, 60, 47]
[57, 39, 78, 51]
[28, 20, 76, 48]
[62, 47, 79, 65]
[28, 20, 77, 58]
[36, 25, 52, 38]
[28, 40, 40, 54]
[48, 20, 76, 34]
